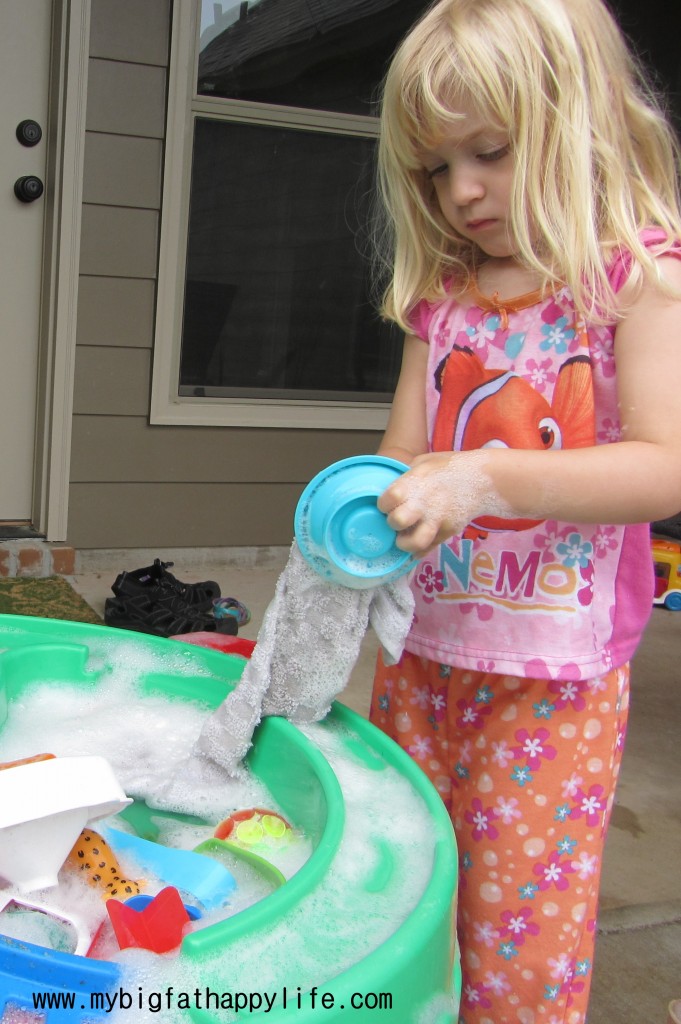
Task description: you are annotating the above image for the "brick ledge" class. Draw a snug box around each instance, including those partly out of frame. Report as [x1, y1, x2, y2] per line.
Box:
[0, 541, 75, 577]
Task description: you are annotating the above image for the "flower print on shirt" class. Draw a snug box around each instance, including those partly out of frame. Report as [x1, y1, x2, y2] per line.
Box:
[433, 319, 451, 351]
[414, 561, 445, 603]
[577, 560, 594, 607]
[593, 525, 618, 558]
[597, 416, 621, 444]
[588, 323, 617, 378]
[556, 532, 594, 569]
[524, 356, 556, 394]
[539, 315, 576, 355]
[459, 599, 495, 623]
[454, 306, 507, 362]
[533, 520, 574, 564]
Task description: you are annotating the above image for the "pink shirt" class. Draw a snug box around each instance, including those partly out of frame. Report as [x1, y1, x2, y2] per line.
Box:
[403, 230, 681, 680]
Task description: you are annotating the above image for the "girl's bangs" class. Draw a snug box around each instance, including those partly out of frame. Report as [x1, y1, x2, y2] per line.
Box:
[397, 43, 512, 160]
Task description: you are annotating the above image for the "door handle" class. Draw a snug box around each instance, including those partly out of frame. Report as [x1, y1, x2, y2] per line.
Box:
[14, 175, 44, 203]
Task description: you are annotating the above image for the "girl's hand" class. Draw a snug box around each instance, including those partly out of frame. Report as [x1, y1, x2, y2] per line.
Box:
[377, 450, 512, 556]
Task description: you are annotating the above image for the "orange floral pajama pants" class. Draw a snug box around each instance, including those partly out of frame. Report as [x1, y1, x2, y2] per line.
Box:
[370, 652, 630, 1024]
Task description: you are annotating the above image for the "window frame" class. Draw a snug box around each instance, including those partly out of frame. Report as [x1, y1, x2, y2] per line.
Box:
[150, 0, 392, 430]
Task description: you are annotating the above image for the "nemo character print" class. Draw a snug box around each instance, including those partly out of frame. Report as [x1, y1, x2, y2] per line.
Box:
[432, 346, 595, 536]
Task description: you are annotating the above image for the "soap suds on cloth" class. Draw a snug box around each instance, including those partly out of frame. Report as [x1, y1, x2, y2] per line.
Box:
[156, 541, 413, 801]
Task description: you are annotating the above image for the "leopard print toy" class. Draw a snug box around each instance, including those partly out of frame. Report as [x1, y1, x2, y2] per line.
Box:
[65, 828, 144, 899]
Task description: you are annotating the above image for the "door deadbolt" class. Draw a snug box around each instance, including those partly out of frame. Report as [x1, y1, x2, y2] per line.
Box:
[14, 175, 44, 203]
[16, 120, 42, 147]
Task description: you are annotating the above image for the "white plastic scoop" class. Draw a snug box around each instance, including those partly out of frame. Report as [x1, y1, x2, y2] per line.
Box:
[0, 755, 132, 893]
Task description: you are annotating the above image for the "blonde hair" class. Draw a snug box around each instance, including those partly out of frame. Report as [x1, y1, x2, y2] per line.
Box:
[375, 0, 681, 330]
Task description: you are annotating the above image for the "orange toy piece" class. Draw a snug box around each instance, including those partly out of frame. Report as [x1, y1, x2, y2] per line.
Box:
[0, 752, 55, 771]
[64, 827, 144, 899]
[214, 808, 292, 849]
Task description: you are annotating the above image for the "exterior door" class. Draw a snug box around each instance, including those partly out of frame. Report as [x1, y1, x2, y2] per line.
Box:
[0, 1, 52, 522]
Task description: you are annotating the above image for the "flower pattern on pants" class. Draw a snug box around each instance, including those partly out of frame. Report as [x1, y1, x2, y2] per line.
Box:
[370, 653, 629, 1024]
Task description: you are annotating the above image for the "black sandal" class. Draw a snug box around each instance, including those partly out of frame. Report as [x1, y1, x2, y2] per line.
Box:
[112, 559, 221, 611]
[104, 593, 237, 638]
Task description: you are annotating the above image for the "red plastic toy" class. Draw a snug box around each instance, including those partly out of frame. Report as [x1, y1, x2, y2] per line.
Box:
[170, 633, 256, 657]
[106, 886, 191, 954]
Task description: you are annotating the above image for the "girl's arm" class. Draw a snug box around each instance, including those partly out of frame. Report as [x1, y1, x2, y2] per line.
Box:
[377, 333, 430, 465]
[380, 256, 681, 556]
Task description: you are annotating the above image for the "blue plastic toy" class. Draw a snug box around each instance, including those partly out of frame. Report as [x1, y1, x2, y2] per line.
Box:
[0, 933, 119, 1022]
[295, 455, 416, 589]
[102, 827, 236, 911]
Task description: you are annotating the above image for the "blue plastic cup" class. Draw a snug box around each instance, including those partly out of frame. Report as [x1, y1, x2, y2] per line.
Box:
[294, 456, 416, 589]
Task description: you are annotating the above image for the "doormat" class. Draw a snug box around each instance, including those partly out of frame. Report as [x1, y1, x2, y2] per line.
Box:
[0, 576, 102, 624]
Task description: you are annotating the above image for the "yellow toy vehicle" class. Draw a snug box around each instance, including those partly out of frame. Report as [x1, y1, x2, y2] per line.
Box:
[652, 537, 681, 610]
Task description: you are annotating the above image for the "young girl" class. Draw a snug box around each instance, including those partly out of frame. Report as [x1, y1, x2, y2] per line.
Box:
[368, 1, 681, 1021]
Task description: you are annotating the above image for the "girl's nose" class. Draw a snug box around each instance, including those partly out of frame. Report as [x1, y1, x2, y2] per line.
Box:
[448, 165, 485, 206]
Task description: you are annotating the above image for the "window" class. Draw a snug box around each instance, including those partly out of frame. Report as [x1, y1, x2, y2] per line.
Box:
[152, 0, 429, 429]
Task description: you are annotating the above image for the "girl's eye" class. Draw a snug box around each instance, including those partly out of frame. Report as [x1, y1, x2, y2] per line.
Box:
[426, 163, 448, 179]
[477, 145, 510, 163]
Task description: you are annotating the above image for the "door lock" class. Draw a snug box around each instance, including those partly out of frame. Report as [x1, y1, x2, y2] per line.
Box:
[16, 120, 42, 147]
[14, 176, 44, 203]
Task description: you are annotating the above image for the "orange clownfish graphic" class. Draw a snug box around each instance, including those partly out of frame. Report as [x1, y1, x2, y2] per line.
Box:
[432, 346, 595, 536]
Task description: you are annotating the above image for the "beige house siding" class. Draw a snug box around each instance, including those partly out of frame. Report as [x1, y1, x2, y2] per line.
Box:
[69, 0, 383, 549]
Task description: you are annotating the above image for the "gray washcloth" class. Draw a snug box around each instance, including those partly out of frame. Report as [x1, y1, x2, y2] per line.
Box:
[156, 541, 414, 806]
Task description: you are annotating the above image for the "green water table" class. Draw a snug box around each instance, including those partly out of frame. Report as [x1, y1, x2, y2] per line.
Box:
[0, 614, 460, 1023]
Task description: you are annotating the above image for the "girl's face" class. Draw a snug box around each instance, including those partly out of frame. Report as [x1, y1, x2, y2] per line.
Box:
[419, 103, 516, 261]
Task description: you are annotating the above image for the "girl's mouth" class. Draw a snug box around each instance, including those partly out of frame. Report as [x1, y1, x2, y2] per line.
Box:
[466, 219, 497, 231]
